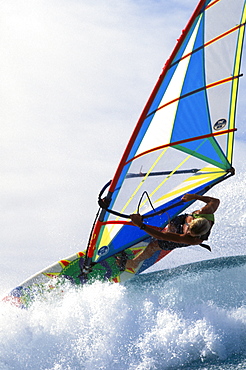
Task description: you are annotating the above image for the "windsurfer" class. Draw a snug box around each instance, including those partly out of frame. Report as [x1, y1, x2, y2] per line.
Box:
[125, 193, 220, 270]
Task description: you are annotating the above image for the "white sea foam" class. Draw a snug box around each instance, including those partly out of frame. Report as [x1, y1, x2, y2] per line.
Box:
[0, 257, 246, 370]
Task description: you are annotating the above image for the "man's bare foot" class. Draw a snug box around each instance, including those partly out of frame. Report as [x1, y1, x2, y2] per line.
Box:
[125, 258, 139, 270]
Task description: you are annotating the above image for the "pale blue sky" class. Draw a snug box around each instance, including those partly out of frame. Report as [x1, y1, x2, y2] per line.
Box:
[0, 0, 245, 290]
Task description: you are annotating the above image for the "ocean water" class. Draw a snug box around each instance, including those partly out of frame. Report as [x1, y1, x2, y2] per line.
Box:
[0, 255, 245, 370]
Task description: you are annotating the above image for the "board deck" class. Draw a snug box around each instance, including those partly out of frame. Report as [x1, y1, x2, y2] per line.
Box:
[3, 243, 171, 309]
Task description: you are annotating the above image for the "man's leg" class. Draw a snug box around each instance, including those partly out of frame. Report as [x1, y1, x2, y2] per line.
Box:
[125, 240, 161, 270]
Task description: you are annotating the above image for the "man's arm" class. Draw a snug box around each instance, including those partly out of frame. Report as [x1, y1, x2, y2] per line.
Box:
[130, 214, 202, 245]
[182, 193, 220, 214]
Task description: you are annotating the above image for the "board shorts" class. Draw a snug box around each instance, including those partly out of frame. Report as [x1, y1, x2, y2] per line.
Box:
[155, 213, 189, 251]
[156, 239, 188, 251]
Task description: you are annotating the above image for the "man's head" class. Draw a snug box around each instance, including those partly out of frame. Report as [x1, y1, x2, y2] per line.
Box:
[188, 218, 210, 237]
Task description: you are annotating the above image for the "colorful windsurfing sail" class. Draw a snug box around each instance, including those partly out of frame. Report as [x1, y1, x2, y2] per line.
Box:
[83, 0, 246, 270]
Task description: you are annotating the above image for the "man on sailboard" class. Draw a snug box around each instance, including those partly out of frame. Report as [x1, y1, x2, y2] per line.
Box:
[124, 193, 220, 271]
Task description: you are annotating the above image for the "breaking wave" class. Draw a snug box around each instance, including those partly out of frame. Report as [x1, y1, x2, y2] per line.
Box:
[1, 255, 246, 370]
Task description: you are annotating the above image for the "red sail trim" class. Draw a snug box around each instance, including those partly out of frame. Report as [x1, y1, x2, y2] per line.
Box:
[86, 220, 132, 258]
[87, 220, 132, 258]
[146, 75, 242, 118]
[87, 220, 102, 258]
[125, 128, 237, 165]
[100, 221, 132, 225]
[108, 0, 208, 193]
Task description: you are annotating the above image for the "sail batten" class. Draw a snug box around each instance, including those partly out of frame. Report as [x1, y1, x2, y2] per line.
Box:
[125, 128, 236, 166]
[171, 23, 246, 68]
[146, 75, 242, 119]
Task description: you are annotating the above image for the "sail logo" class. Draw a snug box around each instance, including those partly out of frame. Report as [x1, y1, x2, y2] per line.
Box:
[213, 118, 227, 130]
[98, 245, 109, 257]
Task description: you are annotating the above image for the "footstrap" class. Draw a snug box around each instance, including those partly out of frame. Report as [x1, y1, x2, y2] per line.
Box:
[116, 251, 129, 271]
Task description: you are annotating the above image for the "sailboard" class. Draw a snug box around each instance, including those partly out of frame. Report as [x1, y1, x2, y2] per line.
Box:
[4, 0, 246, 308]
